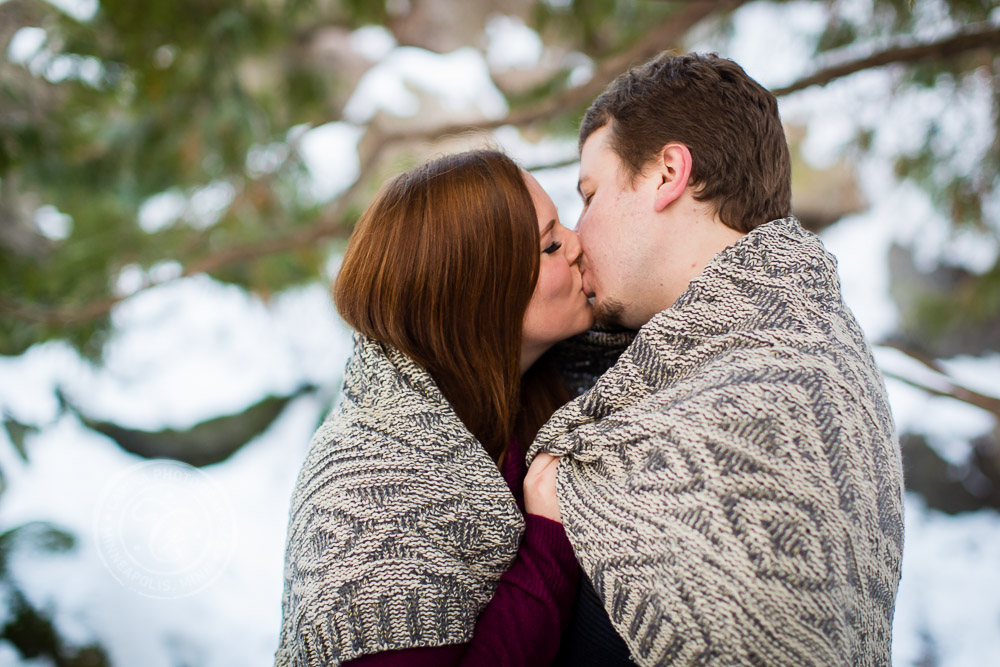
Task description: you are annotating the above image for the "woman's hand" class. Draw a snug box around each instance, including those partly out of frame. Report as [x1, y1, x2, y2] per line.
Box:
[524, 452, 562, 523]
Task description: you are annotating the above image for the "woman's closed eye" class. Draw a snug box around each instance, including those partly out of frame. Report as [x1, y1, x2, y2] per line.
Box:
[543, 241, 562, 254]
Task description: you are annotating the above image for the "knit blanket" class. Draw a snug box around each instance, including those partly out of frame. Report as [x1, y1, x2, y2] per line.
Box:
[276, 334, 524, 666]
[529, 217, 905, 666]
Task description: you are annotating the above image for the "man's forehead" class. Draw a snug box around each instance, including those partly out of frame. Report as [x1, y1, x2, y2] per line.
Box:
[580, 125, 612, 160]
[578, 127, 627, 192]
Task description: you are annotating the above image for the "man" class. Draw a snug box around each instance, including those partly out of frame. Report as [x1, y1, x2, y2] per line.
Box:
[529, 52, 905, 666]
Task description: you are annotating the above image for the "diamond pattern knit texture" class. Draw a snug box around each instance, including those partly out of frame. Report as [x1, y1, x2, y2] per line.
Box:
[529, 217, 905, 667]
[276, 335, 524, 666]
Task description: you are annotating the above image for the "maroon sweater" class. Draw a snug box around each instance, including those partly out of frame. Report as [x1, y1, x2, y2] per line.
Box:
[344, 437, 581, 666]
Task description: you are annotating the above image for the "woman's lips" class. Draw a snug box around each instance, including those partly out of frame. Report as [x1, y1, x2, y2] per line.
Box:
[581, 270, 596, 299]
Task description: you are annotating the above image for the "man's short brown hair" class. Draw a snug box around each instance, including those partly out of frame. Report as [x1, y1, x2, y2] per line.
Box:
[579, 52, 791, 233]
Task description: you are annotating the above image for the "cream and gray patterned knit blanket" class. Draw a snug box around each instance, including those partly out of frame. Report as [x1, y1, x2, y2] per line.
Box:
[529, 217, 905, 666]
[276, 335, 524, 666]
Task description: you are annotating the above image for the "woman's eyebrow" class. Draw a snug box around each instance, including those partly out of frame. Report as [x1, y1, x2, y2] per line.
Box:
[541, 219, 556, 237]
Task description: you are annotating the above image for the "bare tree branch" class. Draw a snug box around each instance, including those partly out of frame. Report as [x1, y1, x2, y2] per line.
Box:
[182, 118, 408, 276]
[880, 340, 949, 375]
[464, 20, 1000, 172]
[0, 293, 121, 327]
[374, 0, 751, 144]
[879, 342, 1000, 420]
[772, 23, 1000, 97]
[883, 370, 1000, 421]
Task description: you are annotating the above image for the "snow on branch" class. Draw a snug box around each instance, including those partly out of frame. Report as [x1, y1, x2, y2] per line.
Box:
[772, 23, 1000, 97]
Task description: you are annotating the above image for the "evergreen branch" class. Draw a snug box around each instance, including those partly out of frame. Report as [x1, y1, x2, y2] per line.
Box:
[3, 1, 743, 328]
[0, 127, 393, 326]
[0, 294, 118, 327]
[17, 5, 997, 330]
[772, 23, 1000, 97]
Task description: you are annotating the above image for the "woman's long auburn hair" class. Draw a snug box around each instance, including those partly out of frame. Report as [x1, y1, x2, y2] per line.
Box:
[334, 149, 567, 464]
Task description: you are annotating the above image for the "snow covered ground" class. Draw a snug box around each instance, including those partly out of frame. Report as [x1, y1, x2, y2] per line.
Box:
[0, 282, 351, 667]
[2, 275, 999, 666]
[2, 1, 999, 664]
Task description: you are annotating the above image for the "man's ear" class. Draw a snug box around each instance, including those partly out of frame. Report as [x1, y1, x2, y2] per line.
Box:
[653, 143, 693, 212]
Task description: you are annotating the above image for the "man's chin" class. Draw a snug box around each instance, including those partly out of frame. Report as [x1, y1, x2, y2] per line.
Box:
[593, 297, 627, 328]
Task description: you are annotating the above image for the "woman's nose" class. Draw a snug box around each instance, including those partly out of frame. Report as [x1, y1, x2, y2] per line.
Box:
[564, 227, 583, 265]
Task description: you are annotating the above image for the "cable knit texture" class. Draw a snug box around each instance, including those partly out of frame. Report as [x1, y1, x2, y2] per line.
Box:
[528, 217, 905, 666]
[276, 335, 524, 666]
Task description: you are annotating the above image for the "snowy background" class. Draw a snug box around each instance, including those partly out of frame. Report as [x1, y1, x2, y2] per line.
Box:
[2, 1, 999, 665]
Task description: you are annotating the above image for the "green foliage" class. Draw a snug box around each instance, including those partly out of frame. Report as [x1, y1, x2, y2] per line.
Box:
[816, 19, 858, 52]
[914, 260, 1000, 331]
[0, 504, 101, 665]
[0, 589, 109, 667]
[0, 0, 996, 368]
[533, 0, 678, 57]
[900, 431, 1000, 514]
[890, 243, 1000, 356]
[341, 0, 389, 25]
[1, 416, 36, 462]
[76, 386, 313, 466]
[894, 136, 998, 233]
[0, 522, 76, 576]
[505, 68, 576, 112]
[0, 0, 351, 356]
[815, 0, 1000, 237]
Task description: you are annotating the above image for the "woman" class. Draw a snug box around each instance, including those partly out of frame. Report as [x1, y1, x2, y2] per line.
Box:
[276, 149, 595, 666]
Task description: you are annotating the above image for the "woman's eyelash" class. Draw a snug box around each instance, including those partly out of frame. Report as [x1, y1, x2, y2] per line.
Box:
[543, 241, 562, 254]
